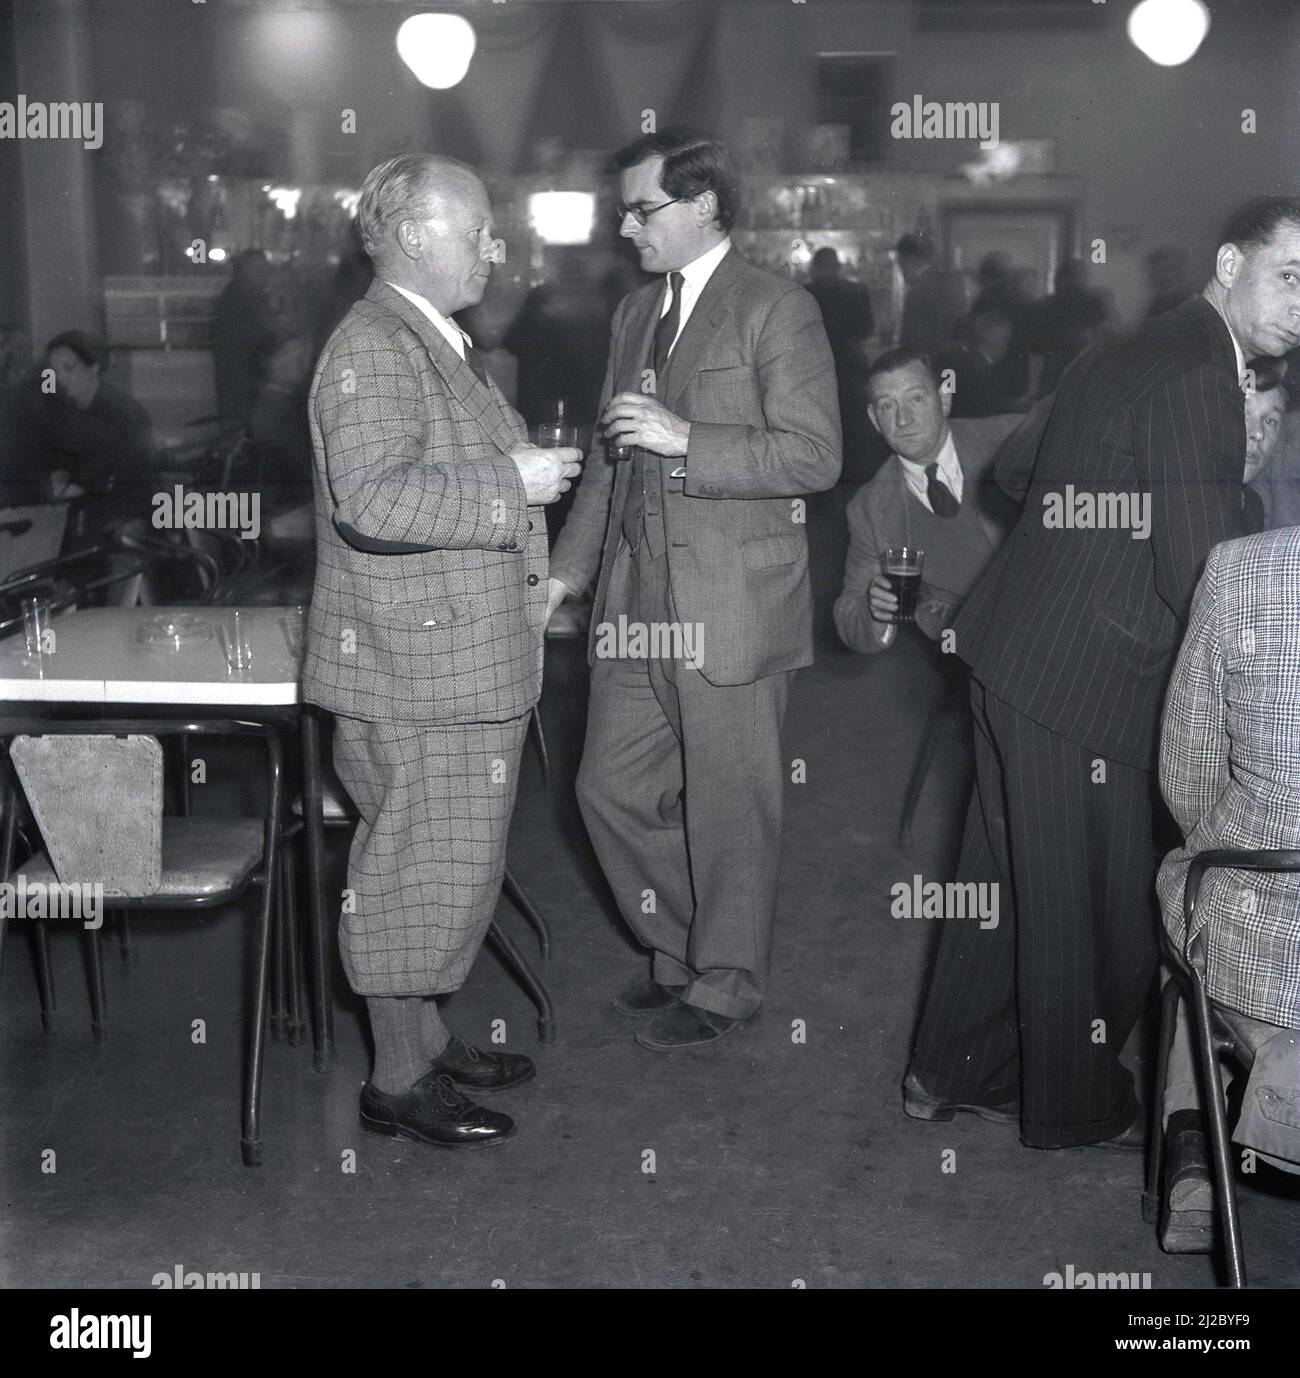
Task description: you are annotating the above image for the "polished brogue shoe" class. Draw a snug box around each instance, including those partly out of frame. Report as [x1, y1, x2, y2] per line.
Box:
[902, 1071, 1019, 1124]
[612, 978, 686, 1017]
[635, 1001, 751, 1050]
[360, 1071, 515, 1148]
[429, 1035, 535, 1093]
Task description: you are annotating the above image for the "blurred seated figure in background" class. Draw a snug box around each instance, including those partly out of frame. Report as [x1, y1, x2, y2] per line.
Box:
[833, 349, 1023, 655]
[1155, 527, 1300, 1252]
[1145, 244, 1196, 318]
[1241, 357, 1300, 529]
[38, 329, 156, 530]
[212, 248, 285, 429]
[806, 247, 876, 482]
[249, 334, 315, 494]
[1029, 257, 1120, 394]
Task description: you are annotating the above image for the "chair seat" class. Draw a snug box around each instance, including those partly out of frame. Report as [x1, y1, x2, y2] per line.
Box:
[15, 817, 265, 901]
[291, 777, 358, 821]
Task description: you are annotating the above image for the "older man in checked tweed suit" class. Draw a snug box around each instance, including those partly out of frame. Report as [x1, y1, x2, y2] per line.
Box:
[1154, 526, 1300, 1250]
[302, 155, 582, 1149]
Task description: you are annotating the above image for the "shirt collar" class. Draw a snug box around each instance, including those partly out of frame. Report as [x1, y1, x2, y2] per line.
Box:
[384, 281, 471, 357]
[1202, 289, 1247, 385]
[897, 427, 959, 483]
[676, 237, 731, 292]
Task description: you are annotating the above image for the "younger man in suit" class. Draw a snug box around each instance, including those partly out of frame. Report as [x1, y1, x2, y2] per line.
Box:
[833, 349, 1022, 655]
[546, 128, 840, 1050]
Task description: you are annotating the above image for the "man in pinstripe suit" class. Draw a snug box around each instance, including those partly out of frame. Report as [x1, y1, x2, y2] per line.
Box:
[303, 156, 583, 1148]
[906, 197, 1300, 1149]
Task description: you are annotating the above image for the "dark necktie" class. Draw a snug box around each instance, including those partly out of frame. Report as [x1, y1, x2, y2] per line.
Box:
[462, 341, 490, 388]
[925, 463, 960, 518]
[651, 271, 685, 390]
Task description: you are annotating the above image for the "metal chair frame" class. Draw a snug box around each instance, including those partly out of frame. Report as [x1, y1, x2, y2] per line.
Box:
[0, 715, 283, 1167]
[1143, 847, 1300, 1289]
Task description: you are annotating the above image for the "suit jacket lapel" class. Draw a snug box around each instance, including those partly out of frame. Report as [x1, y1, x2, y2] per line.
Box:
[366, 280, 522, 457]
[662, 248, 741, 411]
[619, 287, 660, 393]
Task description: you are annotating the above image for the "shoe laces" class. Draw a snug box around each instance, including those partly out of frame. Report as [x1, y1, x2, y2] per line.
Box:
[449, 1036, 481, 1064]
[431, 1072, 469, 1108]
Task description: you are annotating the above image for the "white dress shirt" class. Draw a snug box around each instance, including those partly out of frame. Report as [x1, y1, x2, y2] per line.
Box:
[897, 428, 963, 513]
[385, 280, 471, 360]
[658, 237, 732, 353]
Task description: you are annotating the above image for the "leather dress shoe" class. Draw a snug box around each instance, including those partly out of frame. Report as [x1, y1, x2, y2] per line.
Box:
[1159, 1110, 1215, 1254]
[1094, 1116, 1147, 1151]
[429, 1035, 535, 1093]
[636, 1001, 751, 1050]
[902, 1071, 1019, 1124]
[360, 1071, 515, 1148]
[612, 978, 686, 1017]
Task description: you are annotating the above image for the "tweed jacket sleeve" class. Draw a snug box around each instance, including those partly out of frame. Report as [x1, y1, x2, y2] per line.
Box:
[315, 316, 531, 555]
[1159, 547, 1229, 855]
[834, 479, 891, 654]
[680, 286, 842, 499]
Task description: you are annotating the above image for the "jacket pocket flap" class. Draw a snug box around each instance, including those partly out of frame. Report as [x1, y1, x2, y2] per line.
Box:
[743, 534, 802, 569]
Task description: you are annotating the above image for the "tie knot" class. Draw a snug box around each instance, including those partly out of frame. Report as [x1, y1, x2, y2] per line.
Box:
[925, 463, 939, 479]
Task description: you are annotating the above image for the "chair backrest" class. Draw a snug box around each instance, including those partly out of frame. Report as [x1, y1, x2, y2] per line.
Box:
[10, 734, 163, 895]
[0, 504, 68, 581]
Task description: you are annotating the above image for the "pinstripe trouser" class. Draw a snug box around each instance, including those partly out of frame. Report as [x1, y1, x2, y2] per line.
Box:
[908, 678, 1159, 1148]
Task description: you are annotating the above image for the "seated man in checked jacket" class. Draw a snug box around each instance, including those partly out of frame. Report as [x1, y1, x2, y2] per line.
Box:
[1155, 525, 1300, 1252]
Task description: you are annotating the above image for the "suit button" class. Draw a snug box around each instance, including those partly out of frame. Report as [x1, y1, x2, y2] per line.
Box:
[527, 520, 534, 531]
[526, 573, 539, 586]
[501, 541, 518, 552]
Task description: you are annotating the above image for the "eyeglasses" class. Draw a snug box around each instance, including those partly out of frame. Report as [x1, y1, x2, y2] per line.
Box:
[614, 197, 686, 227]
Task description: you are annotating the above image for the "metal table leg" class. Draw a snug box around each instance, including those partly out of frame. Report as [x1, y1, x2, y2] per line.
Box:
[300, 705, 335, 1069]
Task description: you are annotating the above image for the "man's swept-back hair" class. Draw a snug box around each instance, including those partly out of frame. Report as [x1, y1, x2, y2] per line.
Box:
[865, 348, 939, 393]
[611, 126, 739, 233]
[1219, 196, 1300, 254]
[355, 153, 478, 261]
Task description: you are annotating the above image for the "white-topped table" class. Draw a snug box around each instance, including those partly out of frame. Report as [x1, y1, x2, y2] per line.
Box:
[0, 604, 334, 1064]
[0, 606, 301, 706]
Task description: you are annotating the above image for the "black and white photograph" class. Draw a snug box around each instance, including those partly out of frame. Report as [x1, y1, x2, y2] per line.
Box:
[2, 0, 1299, 1338]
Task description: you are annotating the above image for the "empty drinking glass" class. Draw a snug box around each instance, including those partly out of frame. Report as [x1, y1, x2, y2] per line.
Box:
[21, 596, 52, 659]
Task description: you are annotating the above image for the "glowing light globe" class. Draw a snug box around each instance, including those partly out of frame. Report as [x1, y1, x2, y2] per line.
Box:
[1127, 0, 1211, 67]
[397, 14, 476, 90]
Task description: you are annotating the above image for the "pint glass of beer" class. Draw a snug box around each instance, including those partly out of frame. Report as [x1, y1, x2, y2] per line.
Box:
[881, 546, 924, 624]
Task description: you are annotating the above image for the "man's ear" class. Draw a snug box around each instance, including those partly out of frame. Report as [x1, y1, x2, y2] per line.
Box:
[398, 219, 423, 260]
[1215, 242, 1240, 290]
[866, 400, 882, 436]
[695, 190, 718, 226]
[939, 385, 953, 419]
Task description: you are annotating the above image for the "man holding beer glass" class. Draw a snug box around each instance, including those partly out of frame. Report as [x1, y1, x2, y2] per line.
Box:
[833, 349, 1023, 655]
